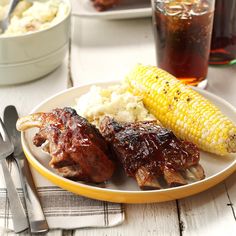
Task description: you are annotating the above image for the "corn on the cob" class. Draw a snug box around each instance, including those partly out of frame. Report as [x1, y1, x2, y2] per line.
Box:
[125, 64, 236, 156]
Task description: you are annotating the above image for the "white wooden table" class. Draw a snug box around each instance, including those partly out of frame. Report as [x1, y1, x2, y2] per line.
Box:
[1, 13, 236, 236]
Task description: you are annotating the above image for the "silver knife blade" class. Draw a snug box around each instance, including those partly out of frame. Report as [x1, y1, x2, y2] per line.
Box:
[4, 105, 49, 233]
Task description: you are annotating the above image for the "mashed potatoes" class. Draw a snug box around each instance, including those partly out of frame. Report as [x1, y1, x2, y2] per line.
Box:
[0, 0, 69, 36]
[0, 0, 8, 22]
[75, 84, 156, 127]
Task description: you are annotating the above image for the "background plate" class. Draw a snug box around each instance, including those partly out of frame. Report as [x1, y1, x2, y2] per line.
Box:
[22, 81, 236, 203]
[71, 0, 152, 19]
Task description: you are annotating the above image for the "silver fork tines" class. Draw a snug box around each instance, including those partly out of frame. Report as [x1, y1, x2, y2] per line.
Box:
[0, 118, 28, 233]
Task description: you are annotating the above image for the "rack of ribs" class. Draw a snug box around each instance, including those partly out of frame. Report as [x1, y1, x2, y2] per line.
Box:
[16, 107, 115, 183]
[91, 0, 120, 11]
[100, 117, 205, 190]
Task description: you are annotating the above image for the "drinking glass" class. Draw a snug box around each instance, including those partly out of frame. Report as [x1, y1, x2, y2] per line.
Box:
[209, 0, 236, 65]
[151, 0, 215, 88]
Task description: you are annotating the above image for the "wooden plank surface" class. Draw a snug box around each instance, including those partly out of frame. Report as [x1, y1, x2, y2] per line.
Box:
[70, 17, 155, 86]
[1, 14, 236, 236]
[179, 182, 236, 236]
[225, 172, 236, 221]
[73, 203, 179, 236]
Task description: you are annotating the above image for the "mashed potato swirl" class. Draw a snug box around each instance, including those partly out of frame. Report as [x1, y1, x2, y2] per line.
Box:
[75, 85, 156, 128]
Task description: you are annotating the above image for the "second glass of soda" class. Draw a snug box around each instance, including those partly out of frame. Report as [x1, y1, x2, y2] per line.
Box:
[151, 0, 215, 88]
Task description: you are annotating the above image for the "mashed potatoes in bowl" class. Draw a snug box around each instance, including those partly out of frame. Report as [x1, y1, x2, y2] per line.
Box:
[0, 0, 69, 36]
[0, 0, 71, 85]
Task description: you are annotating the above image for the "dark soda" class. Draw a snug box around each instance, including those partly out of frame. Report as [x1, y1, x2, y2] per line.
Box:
[152, 0, 214, 86]
[209, 0, 236, 65]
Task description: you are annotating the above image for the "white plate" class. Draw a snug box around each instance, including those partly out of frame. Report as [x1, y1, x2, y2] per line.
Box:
[22, 81, 236, 203]
[71, 0, 152, 19]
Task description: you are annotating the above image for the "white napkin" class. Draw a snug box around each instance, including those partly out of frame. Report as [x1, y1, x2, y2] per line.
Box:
[0, 160, 125, 232]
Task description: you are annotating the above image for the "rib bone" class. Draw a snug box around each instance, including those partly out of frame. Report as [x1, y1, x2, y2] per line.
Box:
[135, 167, 161, 190]
[163, 168, 187, 187]
[189, 164, 205, 180]
[16, 113, 44, 130]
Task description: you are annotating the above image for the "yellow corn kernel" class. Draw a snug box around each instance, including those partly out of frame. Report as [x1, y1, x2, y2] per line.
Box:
[125, 64, 236, 156]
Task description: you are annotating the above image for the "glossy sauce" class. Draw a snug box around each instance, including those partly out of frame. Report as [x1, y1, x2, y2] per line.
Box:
[101, 119, 200, 177]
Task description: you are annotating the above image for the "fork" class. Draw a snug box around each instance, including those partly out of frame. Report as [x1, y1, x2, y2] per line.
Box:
[0, 118, 28, 233]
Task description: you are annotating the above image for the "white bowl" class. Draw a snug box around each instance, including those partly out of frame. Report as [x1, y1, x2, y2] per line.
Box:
[0, 0, 71, 85]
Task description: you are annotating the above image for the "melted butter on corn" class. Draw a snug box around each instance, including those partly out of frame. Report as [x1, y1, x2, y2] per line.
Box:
[125, 64, 236, 156]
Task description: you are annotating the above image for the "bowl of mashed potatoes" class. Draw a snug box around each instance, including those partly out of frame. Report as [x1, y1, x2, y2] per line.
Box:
[0, 0, 71, 85]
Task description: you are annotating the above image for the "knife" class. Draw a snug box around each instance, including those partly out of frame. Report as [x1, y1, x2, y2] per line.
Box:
[4, 105, 49, 234]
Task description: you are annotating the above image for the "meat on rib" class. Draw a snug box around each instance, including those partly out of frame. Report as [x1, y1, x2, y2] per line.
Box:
[17, 107, 115, 183]
[100, 116, 205, 189]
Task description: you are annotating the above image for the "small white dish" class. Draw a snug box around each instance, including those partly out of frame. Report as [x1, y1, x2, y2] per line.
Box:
[72, 0, 152, 20]
[0, 43, 68, 85]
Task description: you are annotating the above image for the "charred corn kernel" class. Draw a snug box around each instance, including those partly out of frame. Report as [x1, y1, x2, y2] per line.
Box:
[125, 64, 236, 156]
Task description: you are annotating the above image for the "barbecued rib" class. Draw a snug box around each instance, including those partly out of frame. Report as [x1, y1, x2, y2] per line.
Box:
[16, 107, 115, 183]
[100, 117, 205, 189]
